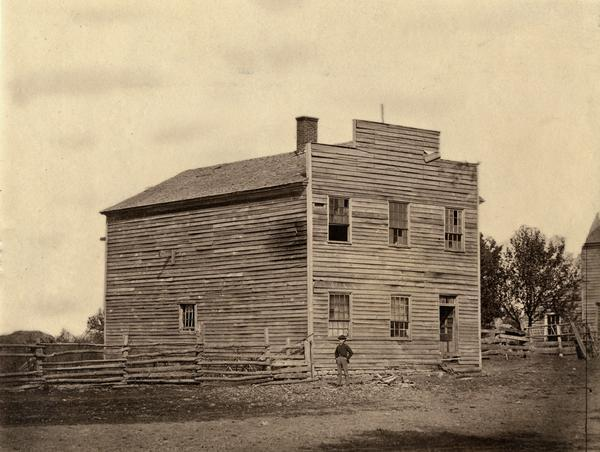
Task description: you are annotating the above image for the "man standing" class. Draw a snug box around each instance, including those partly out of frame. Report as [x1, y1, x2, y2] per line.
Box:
[334, 335, 353, 385]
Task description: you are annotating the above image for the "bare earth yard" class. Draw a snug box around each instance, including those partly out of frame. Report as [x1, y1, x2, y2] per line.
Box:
[0, 356, 598, 451]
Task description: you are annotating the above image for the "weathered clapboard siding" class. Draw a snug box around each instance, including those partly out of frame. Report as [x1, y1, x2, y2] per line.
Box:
[310, 119, 480, 369]
[582, 243, 600, 336]
[104, 189, 308, 347]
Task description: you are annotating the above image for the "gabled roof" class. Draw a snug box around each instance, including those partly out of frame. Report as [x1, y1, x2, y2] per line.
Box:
[585, 213, 600, 245]
[102, 151, 306, 213]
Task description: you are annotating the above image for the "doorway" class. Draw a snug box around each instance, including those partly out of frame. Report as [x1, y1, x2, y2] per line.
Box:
[546, 313, 560, 342]
[439, 305, 456, 357]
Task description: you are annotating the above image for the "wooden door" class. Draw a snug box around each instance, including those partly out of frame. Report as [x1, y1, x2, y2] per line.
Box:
[439, 306, 456, 357]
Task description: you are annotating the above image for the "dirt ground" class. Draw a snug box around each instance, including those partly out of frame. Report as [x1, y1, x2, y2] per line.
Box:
[0, 356, 598, 451]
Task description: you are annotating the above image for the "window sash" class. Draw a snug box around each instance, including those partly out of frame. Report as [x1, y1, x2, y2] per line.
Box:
[389, 202, 408, 229]
[445, 232, 462, 250]
[328, 293, 350, 336]
[389, 227, 408, 245]
[445, 209, 463, 234]
[329, 197, 349, 225]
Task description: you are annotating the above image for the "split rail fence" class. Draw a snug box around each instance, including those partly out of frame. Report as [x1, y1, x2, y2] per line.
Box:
[481, 321, 597, 359]
[0, 327, 313, 390]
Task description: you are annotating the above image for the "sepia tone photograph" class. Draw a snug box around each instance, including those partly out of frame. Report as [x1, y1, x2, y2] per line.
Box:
[1, 1, 599, 450]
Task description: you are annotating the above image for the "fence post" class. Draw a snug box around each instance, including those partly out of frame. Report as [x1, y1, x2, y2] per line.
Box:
[303, 338, 314, 379]
[34, 344, 45, 386]
[121, 334, 129, 386]
[557, 324, 563, 356]
[264, 327, 271, 373]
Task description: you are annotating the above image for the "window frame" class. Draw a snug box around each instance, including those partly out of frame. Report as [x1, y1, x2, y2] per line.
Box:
[444, 208, 465, 252]
[390, 294, 411, 340]
[327, 292, 352, 338]
[388, 201, 410, 247]
[327, 195, 352, 244]
[179, 303, 197, 333]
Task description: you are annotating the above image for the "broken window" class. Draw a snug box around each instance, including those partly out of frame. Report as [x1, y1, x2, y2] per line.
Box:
[328, 293, 350, 336]
[445, 208, 464, 251]
[180, 304, 196, 331]
[389, 202, 409, 246]
[390, 295, 410, 338]
[328, 197, 350, 242]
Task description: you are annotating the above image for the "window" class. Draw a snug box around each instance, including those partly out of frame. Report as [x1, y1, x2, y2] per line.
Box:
[390, 296, 410, 338]
[389, 202, 409, 246]
[328, 293, 350, 336]
[439, 295, 457, 305]
[328, 197, 350, 242]
[445, 208, 464, 251]
[180, 304, 196, 331]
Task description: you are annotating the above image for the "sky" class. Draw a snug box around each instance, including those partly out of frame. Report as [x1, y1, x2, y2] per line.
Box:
[1, 0, 599, 336]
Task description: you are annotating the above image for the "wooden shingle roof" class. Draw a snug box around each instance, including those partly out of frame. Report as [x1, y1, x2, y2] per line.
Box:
[102, 151, 306, 213]
[585, 213, 600, 245]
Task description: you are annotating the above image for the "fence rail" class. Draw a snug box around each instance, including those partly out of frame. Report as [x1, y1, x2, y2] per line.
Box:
[481, 321, 597, 359]
[0, 328, 313, 389]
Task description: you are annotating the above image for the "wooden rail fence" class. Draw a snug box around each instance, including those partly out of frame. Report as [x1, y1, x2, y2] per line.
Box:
[481, 322, 597, 359]
[0, 328, 313, 390]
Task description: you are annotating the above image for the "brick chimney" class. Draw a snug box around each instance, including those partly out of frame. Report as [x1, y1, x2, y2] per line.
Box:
[296, 116, 318, 153]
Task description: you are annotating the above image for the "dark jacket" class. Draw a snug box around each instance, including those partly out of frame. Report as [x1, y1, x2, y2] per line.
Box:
[335, 343, 353, 361]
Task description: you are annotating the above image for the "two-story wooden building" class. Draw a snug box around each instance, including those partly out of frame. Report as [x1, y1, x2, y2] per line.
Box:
[581, 213, 600, 338]
[101, 117, 481, 370]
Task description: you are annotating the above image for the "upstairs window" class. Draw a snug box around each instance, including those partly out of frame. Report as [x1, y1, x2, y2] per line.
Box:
[328, 197, 350, 242]
[328, 293, 350, 337]
[180, 304, 196, 331]
[390, 295, 410, 338]
[445, 208, 464, 251]
[389, 202, 409, 246]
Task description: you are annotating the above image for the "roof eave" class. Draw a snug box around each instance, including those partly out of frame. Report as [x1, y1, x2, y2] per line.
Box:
[101, 180, 307, 218]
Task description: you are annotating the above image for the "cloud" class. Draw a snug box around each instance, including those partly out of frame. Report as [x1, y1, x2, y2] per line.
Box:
[9, 69, 161, 104]
[220, 40, 317, 75]
[68, 6, 147, 24]
[153, 122, 211, 145]
[252, 0, 302, 14]
[55, 132, 96, 150]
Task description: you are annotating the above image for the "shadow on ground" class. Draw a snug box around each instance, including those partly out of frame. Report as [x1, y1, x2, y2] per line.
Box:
[308, 429, 569, 451]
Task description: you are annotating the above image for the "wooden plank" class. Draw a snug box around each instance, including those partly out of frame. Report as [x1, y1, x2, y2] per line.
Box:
[43, 358, 126, 366]
[195, 375, 274, 382]
[197, 360, 269, 366]
[569, 320, 587, 359]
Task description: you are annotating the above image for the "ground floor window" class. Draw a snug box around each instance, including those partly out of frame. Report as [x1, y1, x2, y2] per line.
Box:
[390, 295, 410, 338]
[180, 304, 196, 331]
[329, 293, 350, 337]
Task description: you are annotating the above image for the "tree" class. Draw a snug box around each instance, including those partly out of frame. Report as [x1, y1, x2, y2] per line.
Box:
[55, 328, 77, 343]
[82, 309, 105, 343]
[480, 234, 507, 326]
[504, 226, 580, 327]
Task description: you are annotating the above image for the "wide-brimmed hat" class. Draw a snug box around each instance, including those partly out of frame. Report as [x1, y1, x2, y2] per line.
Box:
[337, 335, 347, 340]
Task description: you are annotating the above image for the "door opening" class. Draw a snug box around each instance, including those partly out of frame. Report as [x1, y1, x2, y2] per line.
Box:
[439, 305, 456, 357]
